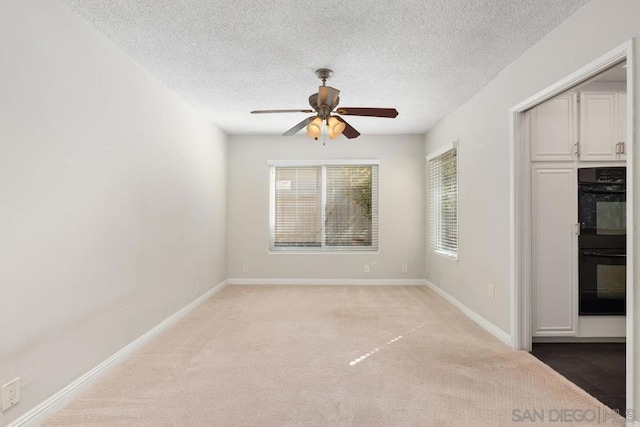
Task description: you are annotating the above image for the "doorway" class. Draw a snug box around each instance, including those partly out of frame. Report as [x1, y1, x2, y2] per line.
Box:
[510, 41, 634, 413]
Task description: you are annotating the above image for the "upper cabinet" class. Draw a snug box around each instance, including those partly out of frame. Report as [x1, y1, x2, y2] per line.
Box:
[579, 89, 626, 161]
[530, 94, 577, 162]
[618, 91, 627, 160]
[529, 84, 626, 162]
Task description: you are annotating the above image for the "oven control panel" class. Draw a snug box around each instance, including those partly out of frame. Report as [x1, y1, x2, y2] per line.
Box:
[596, 168, 625, 183]
[580, 167, 626, 184]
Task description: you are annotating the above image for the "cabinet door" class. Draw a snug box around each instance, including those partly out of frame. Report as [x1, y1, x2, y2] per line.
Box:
[579, 91, 618, 161]
[530, 94, 577, 161]
[531, 166, 577, 337]
[618, 91, 627, 160]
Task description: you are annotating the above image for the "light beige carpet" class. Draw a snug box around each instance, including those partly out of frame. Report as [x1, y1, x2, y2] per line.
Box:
[43, 285, 624, 426]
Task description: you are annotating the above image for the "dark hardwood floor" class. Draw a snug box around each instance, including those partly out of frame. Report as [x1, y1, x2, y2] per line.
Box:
[531, 343, 625, 413]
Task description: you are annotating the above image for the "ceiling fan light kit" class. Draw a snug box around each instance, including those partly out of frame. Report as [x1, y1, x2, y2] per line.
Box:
[251, 69, 398, 140]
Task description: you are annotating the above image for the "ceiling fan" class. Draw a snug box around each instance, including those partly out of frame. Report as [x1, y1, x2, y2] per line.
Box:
[251, 69, 398, 140]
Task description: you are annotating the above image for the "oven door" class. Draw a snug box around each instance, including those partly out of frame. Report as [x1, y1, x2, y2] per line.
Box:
[579, 249, 626, 315]
[578, 184, 626, 237]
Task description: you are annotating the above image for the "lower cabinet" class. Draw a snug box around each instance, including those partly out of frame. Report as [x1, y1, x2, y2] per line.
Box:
[531, 165, 578, 336]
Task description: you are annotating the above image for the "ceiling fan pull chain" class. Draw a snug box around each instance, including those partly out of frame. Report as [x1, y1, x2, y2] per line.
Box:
[322, 120, 327, 146]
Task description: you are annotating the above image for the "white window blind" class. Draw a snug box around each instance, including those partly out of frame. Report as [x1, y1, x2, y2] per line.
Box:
[270, 163, 378, 251]
[272, 167, 322, 247]
[428, 146, 458, 259]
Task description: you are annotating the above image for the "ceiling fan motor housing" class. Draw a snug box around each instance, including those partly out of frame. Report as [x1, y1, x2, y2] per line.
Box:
[309, 89, 341, 120]
[308, 94, 333, 120]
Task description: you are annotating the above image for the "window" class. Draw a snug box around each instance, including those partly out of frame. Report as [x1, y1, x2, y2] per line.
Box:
[269, 161, 378, 251]
[427, 144, 458, 260]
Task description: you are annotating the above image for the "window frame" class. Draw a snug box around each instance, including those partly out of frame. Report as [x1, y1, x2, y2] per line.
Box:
[268, 159, 379, 253]
[426, 142, 459, 261]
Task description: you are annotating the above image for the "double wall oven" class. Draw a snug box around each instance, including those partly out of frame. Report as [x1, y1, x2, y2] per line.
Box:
[578, 167, 626, 315]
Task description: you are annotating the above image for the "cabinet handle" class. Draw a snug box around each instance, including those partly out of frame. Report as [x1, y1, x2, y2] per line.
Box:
[574, 143, 580, 156]
[615, 142, 621, 155]
[620, 141, 625, 154]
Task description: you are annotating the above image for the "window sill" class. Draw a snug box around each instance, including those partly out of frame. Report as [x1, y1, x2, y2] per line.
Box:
[432, 249, 458, 264]
[268, 250, 380, 255]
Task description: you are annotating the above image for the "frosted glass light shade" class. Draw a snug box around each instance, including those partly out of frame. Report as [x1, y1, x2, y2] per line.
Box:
[327, 116, 345, 139]
[306, 117, 322, 139]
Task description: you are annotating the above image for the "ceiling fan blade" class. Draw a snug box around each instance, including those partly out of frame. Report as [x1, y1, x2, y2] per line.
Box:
[251, 109, 314, 114]
[283, 116, 316, 136]
[318, 86, 340, 109]
[336, 116, 360, 139]
[336, 107, 399, 118]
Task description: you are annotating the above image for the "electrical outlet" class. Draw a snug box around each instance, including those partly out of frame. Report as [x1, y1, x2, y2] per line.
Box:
[2, 378, 20, 412]
[364, 265, 370, 273]
[242, 264, 249, 273]
[401, 264, 408, 274]
[488, 283, 495, 299]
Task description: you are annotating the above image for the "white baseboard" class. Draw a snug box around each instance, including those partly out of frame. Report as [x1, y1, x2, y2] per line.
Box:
[8, 280, 228, 427]
[425, 280, 511, 346]
[533, 336, 626, 343]
[227, 278, 428, 286]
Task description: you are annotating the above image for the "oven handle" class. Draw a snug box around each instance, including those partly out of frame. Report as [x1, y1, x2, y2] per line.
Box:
[581, 251, 626, 258]
[579, 188, 626, 194]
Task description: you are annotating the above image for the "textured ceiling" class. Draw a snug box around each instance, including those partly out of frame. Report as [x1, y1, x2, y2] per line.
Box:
[59, 0, 588, 135]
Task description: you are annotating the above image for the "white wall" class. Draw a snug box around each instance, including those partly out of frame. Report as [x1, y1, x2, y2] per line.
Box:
[228, 135, 424, 281]
[424, 0, 639, 412]
[0, 1, 228, 424]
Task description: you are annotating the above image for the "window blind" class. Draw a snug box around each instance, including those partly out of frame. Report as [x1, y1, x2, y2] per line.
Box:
[428, 147, 458, 258]
[272, 167, 322, 247]
[270, 163, 378, 250]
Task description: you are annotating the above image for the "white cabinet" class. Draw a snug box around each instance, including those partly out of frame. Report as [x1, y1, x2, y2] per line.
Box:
[529, 88, 626, 162]
[531, 166, 577, 337]
[579, 90, 626, 161]
[529, 94, 577, 162]
[618, 91, 627, 160]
